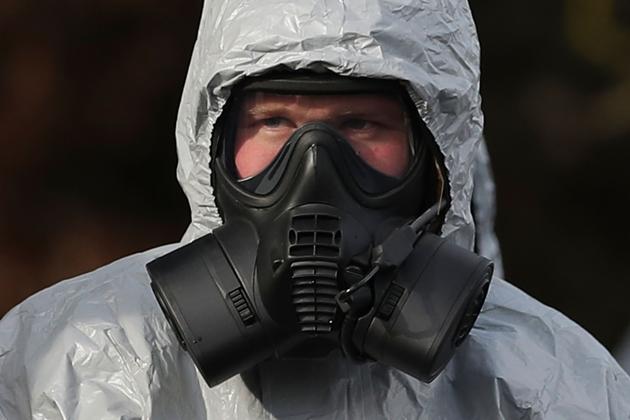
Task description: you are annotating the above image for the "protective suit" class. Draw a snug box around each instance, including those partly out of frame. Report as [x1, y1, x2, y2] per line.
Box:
[2, 0, 630, 419]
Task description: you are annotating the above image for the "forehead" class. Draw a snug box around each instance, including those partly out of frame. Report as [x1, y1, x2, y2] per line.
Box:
[239, 92, 405, 114]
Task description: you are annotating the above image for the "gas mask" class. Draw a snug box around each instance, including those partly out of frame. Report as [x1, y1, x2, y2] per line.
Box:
[147, 75, 493, 388]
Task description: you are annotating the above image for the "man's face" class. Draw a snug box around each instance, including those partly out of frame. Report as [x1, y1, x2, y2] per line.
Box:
[233, 92, 410, 179]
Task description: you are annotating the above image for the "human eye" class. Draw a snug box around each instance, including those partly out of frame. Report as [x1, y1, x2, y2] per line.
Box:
[261, 116, 290, 128]
[340, 118, 372, 130]
[338, 117, 381, 135]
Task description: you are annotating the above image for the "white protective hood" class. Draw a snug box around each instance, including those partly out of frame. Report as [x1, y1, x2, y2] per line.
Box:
[176, 0, 482, 248]
[1, 0, 630, 419]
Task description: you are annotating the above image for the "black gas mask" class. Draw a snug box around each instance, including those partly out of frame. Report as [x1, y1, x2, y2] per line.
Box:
[147, 75, 493, 387]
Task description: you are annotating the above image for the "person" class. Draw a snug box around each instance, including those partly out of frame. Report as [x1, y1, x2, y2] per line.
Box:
[617, 328, 630, 374]
[1, 0, 629, 419]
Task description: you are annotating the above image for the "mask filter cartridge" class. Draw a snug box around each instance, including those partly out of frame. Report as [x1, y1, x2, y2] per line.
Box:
[148, 204, 493, 387]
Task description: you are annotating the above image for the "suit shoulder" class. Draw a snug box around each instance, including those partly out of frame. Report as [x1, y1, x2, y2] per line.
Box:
[445, 277, 630, 419]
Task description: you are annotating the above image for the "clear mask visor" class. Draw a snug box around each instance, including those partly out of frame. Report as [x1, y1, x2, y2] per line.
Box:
[231, 91, 414, 180]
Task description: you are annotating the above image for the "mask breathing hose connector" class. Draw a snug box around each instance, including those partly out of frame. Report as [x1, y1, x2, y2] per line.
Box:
[335, 199, 449, 313]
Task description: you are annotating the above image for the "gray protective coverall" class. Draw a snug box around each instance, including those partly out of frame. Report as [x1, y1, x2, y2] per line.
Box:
[1, 0, 629, 418]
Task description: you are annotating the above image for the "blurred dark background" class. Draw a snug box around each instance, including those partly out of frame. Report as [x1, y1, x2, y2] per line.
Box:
[1, 1, 629, 355]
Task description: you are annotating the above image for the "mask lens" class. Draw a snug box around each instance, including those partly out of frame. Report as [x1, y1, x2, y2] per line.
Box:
[231, 92, 413, 180]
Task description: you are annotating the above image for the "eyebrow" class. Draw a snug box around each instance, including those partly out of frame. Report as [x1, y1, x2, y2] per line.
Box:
[243, 104, 399, 117]
[243, 104, 289, 116]
[240, 94, 406, 120]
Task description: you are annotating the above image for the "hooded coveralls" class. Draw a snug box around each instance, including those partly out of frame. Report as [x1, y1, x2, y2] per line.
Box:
[1, 0, 629, 418]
